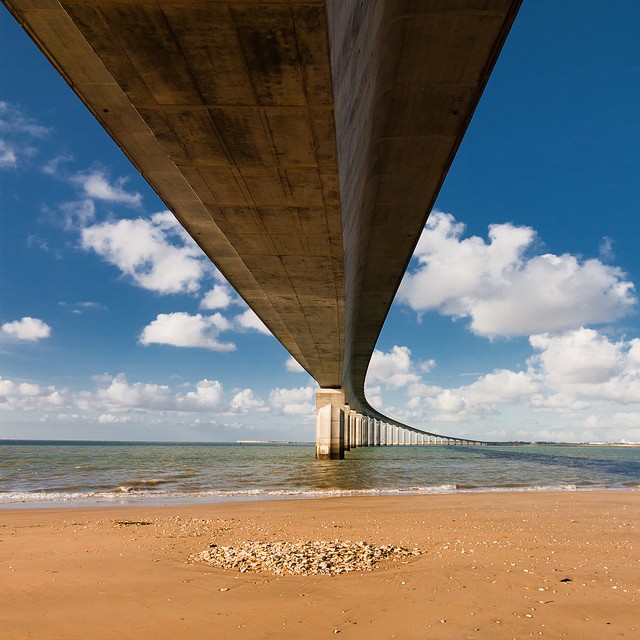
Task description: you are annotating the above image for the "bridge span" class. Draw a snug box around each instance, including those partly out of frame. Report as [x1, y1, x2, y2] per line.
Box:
[5, 0, 521, 457]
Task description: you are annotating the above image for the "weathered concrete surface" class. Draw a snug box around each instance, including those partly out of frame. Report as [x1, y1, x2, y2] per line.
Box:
[315, 388, 345, 459]
[4, 1, 520, 425]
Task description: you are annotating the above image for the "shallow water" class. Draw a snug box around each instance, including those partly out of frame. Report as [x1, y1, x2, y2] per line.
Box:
[0, 440, 638, 507]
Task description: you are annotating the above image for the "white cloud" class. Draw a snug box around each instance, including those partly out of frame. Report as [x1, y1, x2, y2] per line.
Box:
[424, 369, 539, 421]
[179, 380, 227, 411]
[59, 199, 96, 230]
[42, 154, 73, 176]
[71, 170, 141, 205]
[0, 317, 51, 341]
[139, 312, 235, 352]
[0, 101, 49, 138]
[91, 373, 175, 411]
[269, 385, 316, 415]
[382, 328, 640, 436]
[285, 357, 306, 373]
[58, 301, 106, 315]
[230, 388, 267, 413]
[81, 211, 208, 294]
[0, 372, 273, 425]
[529, 329, 625, 386]
[398, 211, 636, 337]
[366, 345, 432, 390]
[527, 328, 640, 405]
[98, 413, 131, 424]
[201, 283, 235, 310]
[0, 377, 67, 411]
[234, 308, 271, 335]
[0, 102, 49, 169]
[365, 384, 384, 408]
[0, 139, 17, 168]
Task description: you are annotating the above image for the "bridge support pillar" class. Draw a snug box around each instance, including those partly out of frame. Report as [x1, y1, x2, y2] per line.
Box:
[315, 389, 345, 460]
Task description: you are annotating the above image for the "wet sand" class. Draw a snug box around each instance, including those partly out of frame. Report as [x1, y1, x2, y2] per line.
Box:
[1, 492, 638, 639]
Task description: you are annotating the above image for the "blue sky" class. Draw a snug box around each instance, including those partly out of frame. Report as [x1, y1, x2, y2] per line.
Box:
[2, 1, 640, 443]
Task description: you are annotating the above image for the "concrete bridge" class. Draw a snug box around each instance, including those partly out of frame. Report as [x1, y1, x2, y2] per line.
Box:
[5, 0, 521, 457]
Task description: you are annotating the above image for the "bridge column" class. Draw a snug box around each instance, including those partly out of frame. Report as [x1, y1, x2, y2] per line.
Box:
[342, 411, 353, 451]
[349, 410, 359, 451]
[349, 413, 356, 449]
[315, 389, 345, 460]
[374, 420, 381, 446]
[354, 414, 362, 447]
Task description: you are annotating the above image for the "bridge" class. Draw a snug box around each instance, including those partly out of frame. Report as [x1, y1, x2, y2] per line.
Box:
[5, 0, 521, 457]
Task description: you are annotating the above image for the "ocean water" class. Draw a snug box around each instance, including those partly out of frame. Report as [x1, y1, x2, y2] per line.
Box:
[0, 441, 638, 507]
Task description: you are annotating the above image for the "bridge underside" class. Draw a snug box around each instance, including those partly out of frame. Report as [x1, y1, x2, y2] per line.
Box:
[5, 0, 521, 457]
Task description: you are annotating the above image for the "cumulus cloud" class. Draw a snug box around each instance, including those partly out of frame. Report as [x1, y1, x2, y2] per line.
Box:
[269, 385, 316, 415]
[285, 357, 306, 373]
[200, 283, 235, 310]
[81, 210, 209, 294]
[0, 377, 66, 411]
[398, 211, 636, 337]
[529, 329, 626, 386]
[381, 327, 640, 437]
[424, 369, 539, 421]
[179, 379, 227, 411]
[71, 170, 141, 206]
[366, 345, 434, 390]
[527, 328, 640, 405]
[0, 317, 51, 341]
[85, 374, 231, 414]
[90, 373, 175, 412]
[230, 388, 267, 413]
[234, 308, 271, 335]
[0, 372, 275, 425]
[98, 413, 131, 424]
[139, 312, 235, 351]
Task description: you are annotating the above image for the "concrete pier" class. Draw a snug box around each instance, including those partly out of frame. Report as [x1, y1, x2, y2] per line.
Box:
[315, 389, 346, 460]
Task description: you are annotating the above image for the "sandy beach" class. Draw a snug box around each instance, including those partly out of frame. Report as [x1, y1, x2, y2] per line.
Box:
[1, 492, 638, 639]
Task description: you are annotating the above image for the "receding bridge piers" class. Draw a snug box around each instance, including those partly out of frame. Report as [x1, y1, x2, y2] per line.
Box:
[315, 390, 485, 459]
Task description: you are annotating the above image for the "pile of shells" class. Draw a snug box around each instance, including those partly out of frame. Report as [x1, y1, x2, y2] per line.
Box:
[194, 540, 420, 576]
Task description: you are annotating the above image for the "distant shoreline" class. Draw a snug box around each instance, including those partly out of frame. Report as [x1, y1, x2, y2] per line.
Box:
[1, 438, 638, 446]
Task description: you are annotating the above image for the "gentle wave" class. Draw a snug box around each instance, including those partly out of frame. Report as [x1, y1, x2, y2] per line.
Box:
[2, 483, 636, 507]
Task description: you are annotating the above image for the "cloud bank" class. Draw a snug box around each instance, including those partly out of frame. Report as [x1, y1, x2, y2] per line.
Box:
[398, 211, 636, 337]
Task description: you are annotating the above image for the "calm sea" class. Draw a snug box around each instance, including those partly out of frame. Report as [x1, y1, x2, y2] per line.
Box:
[0, 441, 638, 508]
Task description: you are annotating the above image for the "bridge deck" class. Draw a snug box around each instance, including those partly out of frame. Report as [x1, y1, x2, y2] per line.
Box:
[5, 0, 521, 443]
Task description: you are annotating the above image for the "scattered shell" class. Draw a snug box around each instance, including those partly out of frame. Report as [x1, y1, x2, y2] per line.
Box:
[193, 540, 421, 576]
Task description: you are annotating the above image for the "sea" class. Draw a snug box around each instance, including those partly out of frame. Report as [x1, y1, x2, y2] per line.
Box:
[1, 440, 638, 508]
